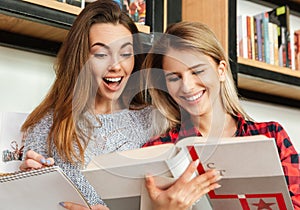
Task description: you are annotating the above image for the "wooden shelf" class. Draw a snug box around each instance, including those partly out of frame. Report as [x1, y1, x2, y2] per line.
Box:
[22, 0, 150, 33]
[0, 0, 150, 55]
[237, 57, 300, 101]
[22, 0, 82, 15]
[238, 74, 300, 101]
[238, 57, 300, 79]
[0, 13, 69, 43]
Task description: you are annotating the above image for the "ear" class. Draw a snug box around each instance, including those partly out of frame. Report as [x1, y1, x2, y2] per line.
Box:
[217, 60, 226, 82]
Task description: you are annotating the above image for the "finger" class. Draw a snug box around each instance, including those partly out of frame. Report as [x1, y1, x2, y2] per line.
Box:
[59, 202, 88, 210]
[145, 175, 161, 200]
[45, 157, 55, 166]
[60, 202, 109, 210]
[25, 150, 46, 162]
[176, 159, 199, 184]
[91, 205, 110, 210]
[19, 158, 44, 171]
[26, 150, 54, 166]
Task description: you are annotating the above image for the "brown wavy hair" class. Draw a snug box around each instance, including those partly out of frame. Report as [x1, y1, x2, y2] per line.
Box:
[21, 0, 145, 163]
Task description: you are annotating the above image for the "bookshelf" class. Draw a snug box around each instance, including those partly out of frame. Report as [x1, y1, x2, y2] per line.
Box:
[182, 0, 300, 107]
[0, 0, 151, 56]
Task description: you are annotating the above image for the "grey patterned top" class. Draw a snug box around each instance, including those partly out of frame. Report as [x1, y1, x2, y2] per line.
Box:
[22, 106, 153, 206]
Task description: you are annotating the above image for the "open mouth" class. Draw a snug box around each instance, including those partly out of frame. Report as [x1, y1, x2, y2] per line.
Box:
[103, 77, 123, 86]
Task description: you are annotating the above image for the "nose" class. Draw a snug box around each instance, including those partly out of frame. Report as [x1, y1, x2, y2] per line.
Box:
[181, 74, 196, 93]
[108, 55, 121, 71]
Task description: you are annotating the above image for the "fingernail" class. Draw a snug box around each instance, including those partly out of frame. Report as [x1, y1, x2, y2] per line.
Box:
[46, 159, 51, 165]
[215, 184, 222, 189]
[215, 174, 222, 181]
[40, 159, 46, 164]
[194, 159, 200, 167]
[59, 202, 65, 208]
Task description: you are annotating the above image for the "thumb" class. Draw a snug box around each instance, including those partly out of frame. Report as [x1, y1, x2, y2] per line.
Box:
[145, 175, 161, 200]
[59, 202, 88, 210]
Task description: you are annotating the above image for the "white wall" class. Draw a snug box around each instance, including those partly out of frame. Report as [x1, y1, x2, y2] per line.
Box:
[0, 46, 55, 113]
[241, 99, 300, 152]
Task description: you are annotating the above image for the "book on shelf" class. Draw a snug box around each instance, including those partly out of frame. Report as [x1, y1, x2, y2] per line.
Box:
[0, 166, 89, 210]
[254, 13, 264, 62]
[81, 135, 293, 210]
[294, 29, 300, 71]
[268, 5, 291, 68]
[237, 15, 248, 59]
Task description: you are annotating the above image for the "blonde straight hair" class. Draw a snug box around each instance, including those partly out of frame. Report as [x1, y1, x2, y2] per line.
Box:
[143, 21, 251, 134]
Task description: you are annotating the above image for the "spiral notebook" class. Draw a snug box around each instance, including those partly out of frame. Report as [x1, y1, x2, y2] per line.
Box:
[0, 166, 89, 210]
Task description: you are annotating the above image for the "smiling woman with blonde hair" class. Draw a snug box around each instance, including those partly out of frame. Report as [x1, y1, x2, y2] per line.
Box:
[143, 21, 300, 209]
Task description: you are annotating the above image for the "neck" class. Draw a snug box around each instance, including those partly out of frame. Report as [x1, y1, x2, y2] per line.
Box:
[190, 102, 237, 138]
[93, 96, 121, 114]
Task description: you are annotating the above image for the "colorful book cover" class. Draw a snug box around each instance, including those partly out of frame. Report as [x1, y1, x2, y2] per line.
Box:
[294, 30, 300, 71]
[247, 16, 253, 60]
[123, 0, 146, 25]
[268, 5, 291, 68]
[262, 12, 270, 64]
[254, 13, 264, 62]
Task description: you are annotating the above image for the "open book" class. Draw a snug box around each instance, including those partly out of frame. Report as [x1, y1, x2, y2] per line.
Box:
[81, 135, 293, 210]
[0, 112, 28, 173]
[0, 166, 89, 210]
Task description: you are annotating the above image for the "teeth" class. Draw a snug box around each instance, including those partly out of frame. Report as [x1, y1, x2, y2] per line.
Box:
[104, 77, 122, 82]
[185, 92, 203, 101]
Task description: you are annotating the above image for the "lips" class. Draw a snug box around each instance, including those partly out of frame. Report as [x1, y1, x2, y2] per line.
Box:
[103, 76, 124, 90]
[181, 90, 205, 102]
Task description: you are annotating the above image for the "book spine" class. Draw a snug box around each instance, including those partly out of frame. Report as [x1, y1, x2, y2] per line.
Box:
[247, 16, 252, 60]
[268, 22, 275, 65]
[255, 13, 263, 62]
[295, 30, 300, 71]
[250, 16, 255, 60]
[273, 24, 279, 66]
[263, 12, 270, 64]
[237, 15, 248, 59]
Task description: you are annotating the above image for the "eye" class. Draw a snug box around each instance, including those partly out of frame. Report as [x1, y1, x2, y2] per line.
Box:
[94, 53, 108, 59]
[193, 70, 204, 75]
[120, 53, 133, 57]
[167, 75, 181, 82]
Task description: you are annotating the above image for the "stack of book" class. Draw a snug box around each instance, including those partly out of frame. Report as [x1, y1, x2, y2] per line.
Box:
[237, 5, 296, 69]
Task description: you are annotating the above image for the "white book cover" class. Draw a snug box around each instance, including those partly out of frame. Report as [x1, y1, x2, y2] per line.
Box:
[82, 135, 293, 210]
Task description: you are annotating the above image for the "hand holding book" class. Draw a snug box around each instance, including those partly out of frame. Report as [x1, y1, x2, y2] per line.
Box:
[145, 160, 222, 210]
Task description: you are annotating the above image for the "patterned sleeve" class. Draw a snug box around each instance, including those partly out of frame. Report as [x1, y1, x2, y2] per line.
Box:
[273, 122, 300, 209]
[22, 113, 105, 206]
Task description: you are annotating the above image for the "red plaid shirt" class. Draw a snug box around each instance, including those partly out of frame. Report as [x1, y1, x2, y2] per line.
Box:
[143, 114, 300, 209]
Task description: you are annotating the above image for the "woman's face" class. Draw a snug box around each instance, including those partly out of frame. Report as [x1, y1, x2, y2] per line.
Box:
[89, 23, 134, 102]
[162, 48, 226, 117]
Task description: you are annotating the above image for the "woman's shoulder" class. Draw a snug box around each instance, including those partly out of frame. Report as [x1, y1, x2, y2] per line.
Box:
[245, 119, 285, 136]
[27, 111, 54, 134]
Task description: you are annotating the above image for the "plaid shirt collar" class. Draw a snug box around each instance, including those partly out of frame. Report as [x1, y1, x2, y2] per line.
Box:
[177, 114, 248, 141]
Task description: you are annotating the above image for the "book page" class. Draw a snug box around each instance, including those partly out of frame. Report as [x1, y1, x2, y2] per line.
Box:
[82, 144, 178, 199]
[0, 166, 89, 210]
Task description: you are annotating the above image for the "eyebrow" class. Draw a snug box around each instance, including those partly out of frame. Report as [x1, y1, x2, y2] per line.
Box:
[187, 63, 206, 70]
[90, 42, 133, 49]
[164, 63, 206, 77]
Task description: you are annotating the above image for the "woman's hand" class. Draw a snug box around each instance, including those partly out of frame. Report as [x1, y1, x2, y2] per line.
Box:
[145, 159, 222, 210]
[19, 150, 54, 171]
[59, 202, 109, 210]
